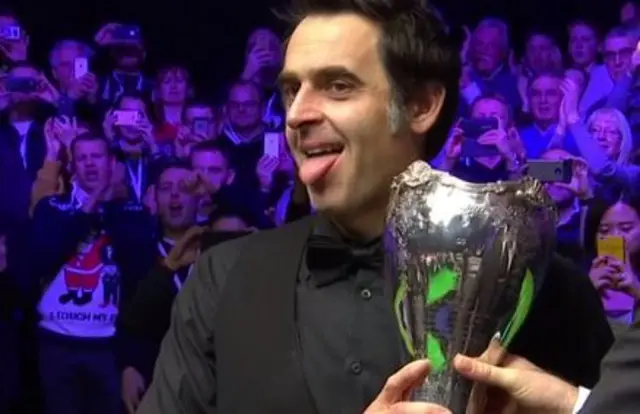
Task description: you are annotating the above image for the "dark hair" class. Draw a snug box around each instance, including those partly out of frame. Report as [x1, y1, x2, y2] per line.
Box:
[583, 193, 640, 256]
[151, 158, 192, 186]
[279, 0, 460, 160]
[190, 140, 231, 164]
[567, 19, 601, 39]
[70, 133, 113, 157]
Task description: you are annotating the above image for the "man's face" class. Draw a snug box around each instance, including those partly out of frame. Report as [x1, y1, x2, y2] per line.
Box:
[281, 14, 426, 220]
[568, 24, 598, 68]
[155, 167, 198, 231]
[226, 84, 264, 130]
[525, 34, 555, 74]
[471, 27, 504, 75]
[72, 139, 113, 193]
[529, 75, 562, 123]
[603, 35, 635, 81]
[541, 149, 575, 206]
[248, 28, 283, 69]
[52, 44, 83, 90]
[211, 216, 251, 232]
[185, 105, 216, 140]
[191, 149, 233, 193]
[470, 98, 509, 126]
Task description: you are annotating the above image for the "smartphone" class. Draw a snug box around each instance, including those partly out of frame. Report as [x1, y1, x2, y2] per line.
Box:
[597, 235, 626, 263]
[113, 25, 141, 41]
[192, 118, 209, 136]
[459, 118, 499, 139]
[0, 25, 21, 41]
[74, 57, 88, 79]
[114, 110, 141, 126]
[526, 159, 572, 183]
[264, 132, 280, 157]
[460, 138, 500, 157]
[5, 76, 37, 93]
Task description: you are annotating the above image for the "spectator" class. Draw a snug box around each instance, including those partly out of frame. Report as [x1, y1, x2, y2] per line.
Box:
[153, 64, 191, 143]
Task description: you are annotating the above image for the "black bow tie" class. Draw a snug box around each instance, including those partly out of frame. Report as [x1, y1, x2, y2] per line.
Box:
[306, 234, 384, 286]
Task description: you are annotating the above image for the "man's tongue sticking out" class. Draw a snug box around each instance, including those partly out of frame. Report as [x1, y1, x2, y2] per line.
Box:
[299, 153, 341, 186]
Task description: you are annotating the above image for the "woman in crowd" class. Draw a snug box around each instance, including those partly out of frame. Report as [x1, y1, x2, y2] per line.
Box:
[584, 194, 640, 335]
[152, 65, 191, 144]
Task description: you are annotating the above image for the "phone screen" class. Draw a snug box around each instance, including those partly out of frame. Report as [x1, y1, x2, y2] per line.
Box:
[192, 118, 209, 136]
[74, 57, 88, 79]
[114, 110, 140, 126]
[459, 118, 499, 139]
[597, 236, 626, 263]
[264, 132, 280, 157]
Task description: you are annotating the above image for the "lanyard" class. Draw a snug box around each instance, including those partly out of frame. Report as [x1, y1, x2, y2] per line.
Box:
[19, 135, 27, 169]
[127, 159, 143, 202]
[157, 241, 193, 292]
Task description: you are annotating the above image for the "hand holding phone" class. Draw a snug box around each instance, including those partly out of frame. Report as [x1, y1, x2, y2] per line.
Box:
[263, 132, 280, 157]
[113, 110, 141, 126]
[597, 235, 626, 264]
[192, 118, 209, 137]
[74, 57, 89, 79]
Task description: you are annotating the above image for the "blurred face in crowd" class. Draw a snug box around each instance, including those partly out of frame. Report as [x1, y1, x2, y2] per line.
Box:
[248, 28, 283, 69]
[117, 96, 148, 142]
[471, 25, 505, 76]
[598, 201, 640, 258]
[155, 167, 198, 232]
[529, 75, 562, 125]
[603, 34, 635, 81]
[211, 215, 251, 232]
[564, 68, 587, 98]
[281, 14, 436, 234]
[226, 83, 264, 131]
[541, 149, 575, 207]
[588, 110, 623, 159]
[621, 1, 639, 24]
[525, 34, 555, 75]
[158, 67, 189, 105]
[72, 138, 114, 193]
[568, 23, 598, 69]
[7, 65, 40, 106]
[51, 42, 85, 91]
[191, 149, 234, 194]
[112, 44, 145, 71]
[470, 97, 509, 126]
[184, 105, 217, 140]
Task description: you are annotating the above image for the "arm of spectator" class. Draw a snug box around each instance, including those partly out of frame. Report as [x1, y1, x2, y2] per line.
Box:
[29, 197, 94, 286]
[569, 121, 640, 191]
[605, 72, 633, 113]
[29, 160, 64, 217]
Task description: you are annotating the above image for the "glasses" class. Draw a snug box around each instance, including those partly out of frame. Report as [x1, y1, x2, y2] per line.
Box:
[588, 127, 621, 139]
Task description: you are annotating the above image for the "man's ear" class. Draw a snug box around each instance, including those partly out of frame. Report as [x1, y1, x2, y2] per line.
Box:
[407, 84, 446, 136]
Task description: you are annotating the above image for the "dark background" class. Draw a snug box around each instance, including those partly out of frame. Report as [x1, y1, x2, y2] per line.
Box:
[6, 0, 625, 98]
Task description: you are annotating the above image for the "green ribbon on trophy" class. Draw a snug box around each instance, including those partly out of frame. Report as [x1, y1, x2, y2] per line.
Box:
[394, 267, 535, 373]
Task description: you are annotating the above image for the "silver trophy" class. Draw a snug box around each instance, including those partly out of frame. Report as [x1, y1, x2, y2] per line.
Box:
[385, 160, 556, 413]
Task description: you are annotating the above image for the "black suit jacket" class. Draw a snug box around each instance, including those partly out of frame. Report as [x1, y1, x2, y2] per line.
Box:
[580, 321, 640, 413]
[139, 217, 612, 414]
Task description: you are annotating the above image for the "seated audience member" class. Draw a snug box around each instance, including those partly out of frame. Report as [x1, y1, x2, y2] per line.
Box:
[584, 193, 640, 336]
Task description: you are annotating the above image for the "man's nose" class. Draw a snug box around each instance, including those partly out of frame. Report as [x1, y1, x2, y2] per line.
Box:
[286, 88, 322, 130]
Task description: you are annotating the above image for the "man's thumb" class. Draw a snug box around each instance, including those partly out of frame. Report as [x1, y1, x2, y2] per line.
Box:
[454, 355, 516, 393]
[373, 360, 430, 405]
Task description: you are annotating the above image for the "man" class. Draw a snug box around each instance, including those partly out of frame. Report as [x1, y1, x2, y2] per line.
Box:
[30, 133, 155, 414]
[48, 39, 100, 120]
[139, 0, 612, 413]
[523, 31, 560, 76]
[118, 161, 200, 413]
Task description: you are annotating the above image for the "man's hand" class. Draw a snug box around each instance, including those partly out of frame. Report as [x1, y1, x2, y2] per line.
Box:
[454, 354, 578, 414]
[163, 226, 205, 271]
[43, 118, 62, 161]
[242, 45, 276, 81]
[256, 155, 279, 192]
[559, 78, 580, 126]
[364, 360, 452, 413]
[33, 74, 60, 105]
[122, 366, 146, 414]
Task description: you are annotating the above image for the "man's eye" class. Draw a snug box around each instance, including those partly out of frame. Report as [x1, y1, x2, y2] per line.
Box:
[328, 81, 352, 94]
